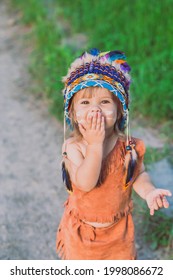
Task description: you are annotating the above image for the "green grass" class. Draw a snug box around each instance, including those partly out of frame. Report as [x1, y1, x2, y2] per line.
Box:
[133, 145, 173, 255]
[56, 0, 173, 122]
[144, 145, 170, 168]
[9, 0, 173, 125]
[144, 211, 173, 250]
[160, 121, 173, 144]
[133, 144, 173, 255]
[133, 191, 173, 254]
[9, 0, 79, 120]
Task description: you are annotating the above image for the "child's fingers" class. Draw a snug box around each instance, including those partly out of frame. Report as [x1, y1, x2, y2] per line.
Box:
[87, 114, 92, 129]
[148, 189, 172, 215]
[101, 116, 105, 130]
[150, 201, 159, 215]
[158, 189, 172, 197]
[156, 190, 172, 209]
[165, 190, 172, 196]
[156, 195, 164, 208]
[156, 194, 170, 209]
[96, 112, 102, 130]
[78, 123, 86, 135]
[150, 207, 154, 216]
[91, 113, 97, 130]
[162, 196, 169, 208]
[153, 199, 159, 211]
[149, 199, 159, 216]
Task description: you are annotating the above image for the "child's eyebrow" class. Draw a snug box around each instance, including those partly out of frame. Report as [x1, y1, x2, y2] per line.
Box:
[78, 95, 113, 100]
[99, 96, 113, 100]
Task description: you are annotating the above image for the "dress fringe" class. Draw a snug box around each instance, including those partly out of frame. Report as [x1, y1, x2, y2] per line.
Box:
[63, 198, 133, 224]
[56, 227, 67, 260]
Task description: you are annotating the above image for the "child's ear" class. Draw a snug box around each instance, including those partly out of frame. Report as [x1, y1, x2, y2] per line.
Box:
[73, 112, 77, 123]
[72, 113, 79, 125]
[68, 104, 76, 122]
[117, 111, 122, 120]
[117, 101, 123, 120]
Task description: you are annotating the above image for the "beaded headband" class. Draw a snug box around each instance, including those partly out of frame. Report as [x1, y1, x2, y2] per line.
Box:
[62, 48, 131, 130]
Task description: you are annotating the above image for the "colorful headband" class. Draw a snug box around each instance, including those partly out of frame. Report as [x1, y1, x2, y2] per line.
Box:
[62, 48, 131, 130]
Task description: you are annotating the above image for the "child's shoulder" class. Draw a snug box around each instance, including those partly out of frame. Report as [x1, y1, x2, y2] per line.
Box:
[62, 137, 82, 153]
[62, 137, 84, 166]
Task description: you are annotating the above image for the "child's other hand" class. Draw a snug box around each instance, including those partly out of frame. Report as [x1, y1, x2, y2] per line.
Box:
[146, 189, 172, 215]
[78, 112, 105, 144]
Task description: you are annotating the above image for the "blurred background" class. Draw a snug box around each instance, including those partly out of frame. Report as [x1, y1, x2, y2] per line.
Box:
[0, 0, 173, 260]
[10, 0, 173, 130]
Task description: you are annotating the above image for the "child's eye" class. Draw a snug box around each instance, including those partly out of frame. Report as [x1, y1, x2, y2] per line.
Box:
[81, 100, 89, 105]
[101, 100, 110, 104]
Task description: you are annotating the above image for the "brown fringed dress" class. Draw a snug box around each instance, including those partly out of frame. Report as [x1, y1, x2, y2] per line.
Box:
[56, 137, 145, 260]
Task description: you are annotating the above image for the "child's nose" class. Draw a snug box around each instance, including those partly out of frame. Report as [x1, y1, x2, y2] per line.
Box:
[91, 106, 101, 113]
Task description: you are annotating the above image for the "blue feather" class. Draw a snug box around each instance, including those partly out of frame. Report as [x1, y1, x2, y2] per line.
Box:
[89, 48, 100, 56]
[109, 51, 126, 61]
[125, 153, 136, 185]
[62, 161, 73, 192]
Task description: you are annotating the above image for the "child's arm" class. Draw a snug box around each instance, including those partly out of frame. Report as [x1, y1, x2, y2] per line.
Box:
[133, 164, 172, 215]
[64, 112, 105, 192]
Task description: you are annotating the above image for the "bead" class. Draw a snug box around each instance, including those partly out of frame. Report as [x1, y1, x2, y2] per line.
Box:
[126, 145, 132, 151]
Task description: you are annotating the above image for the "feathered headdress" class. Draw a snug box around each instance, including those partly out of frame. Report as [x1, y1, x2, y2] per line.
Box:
[61, 48, 137, 191]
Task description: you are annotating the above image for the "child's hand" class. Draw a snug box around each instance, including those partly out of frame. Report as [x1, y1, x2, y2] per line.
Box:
[78, 112, 105, 144]
[145, 189, 172, 215]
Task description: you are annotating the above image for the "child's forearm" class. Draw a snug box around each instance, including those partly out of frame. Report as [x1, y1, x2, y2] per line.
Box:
[133, 171, 156, 200]
[75, 143, 103, 191]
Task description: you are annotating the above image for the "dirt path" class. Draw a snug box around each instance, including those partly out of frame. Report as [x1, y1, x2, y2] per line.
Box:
[0, 2, 172, 260]
[0, 2, 67, 259]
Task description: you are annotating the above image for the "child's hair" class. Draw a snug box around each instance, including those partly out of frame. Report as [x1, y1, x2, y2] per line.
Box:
[68, 87, 124, 140]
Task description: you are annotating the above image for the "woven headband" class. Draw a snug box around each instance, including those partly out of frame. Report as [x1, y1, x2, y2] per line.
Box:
[62, 49, 131, 130]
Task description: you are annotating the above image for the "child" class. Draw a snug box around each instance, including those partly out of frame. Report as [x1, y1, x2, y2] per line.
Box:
[56, 49, 172, 260]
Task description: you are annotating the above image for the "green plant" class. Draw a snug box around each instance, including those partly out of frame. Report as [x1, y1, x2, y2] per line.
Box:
[9, 0, 78, 121]
[143, 210, 173, 250]
[133, 191, 173, 255]
[57, 0, 173, 122]
[160, 121, 173, 144]
[144, 145, 170, 168]
[10, 0, 47, 24]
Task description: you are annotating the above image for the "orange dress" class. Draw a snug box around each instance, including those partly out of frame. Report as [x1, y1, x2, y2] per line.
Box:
[56, 137, 145, 260]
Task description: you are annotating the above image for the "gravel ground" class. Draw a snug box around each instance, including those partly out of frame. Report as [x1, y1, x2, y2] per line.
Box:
[0, 2, 67, 260]
[0, 2, 172, 260]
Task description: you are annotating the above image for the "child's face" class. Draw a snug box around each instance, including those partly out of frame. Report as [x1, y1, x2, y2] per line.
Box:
[73, 88, 118, 130]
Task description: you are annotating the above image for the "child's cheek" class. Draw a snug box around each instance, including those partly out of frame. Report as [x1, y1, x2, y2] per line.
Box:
[76, 110, 96, 121]
[76, 111, 87, 125]
[103, 110, 115, 119]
